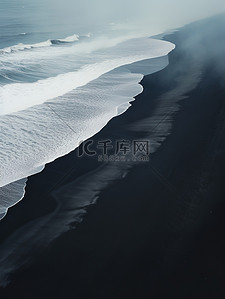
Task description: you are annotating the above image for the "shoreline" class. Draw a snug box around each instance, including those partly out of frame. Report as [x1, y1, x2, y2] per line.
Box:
[0, 37, 174, 190]
[0, 50, 173, 220]
[0, 14, 225, 298]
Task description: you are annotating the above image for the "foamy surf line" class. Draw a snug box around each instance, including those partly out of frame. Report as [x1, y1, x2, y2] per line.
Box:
[0, 34, 80, 54]
[0, 38, 174, 115]
[0, 37, 175, 219]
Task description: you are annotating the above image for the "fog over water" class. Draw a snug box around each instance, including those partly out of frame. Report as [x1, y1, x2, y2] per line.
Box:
[2, 0, 225, 38]
[39, 0, 225, 31]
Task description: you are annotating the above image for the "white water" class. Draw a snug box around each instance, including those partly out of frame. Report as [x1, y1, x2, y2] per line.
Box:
[0, 35, 174, 219]
[0, 33, 80, 54]
[0, 39, 172, 115]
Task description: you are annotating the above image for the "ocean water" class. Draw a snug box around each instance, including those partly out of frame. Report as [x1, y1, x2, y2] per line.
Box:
[0, 1, 175, 220]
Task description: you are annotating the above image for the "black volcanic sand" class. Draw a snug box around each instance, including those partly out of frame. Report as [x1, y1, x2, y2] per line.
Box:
[1, 15, 225, 299]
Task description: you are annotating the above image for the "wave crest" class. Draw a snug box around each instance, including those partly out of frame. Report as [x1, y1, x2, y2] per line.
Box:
[0, 34, 80, 54]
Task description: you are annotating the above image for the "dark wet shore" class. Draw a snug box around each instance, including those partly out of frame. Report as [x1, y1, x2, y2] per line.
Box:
[0, 15, 225, 298]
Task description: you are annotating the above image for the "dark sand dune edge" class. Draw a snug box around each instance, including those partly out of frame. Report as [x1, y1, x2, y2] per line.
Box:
[0, 14, 225, 298]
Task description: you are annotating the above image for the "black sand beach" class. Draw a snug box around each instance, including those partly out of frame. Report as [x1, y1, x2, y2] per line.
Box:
[0, 15, 225, 298]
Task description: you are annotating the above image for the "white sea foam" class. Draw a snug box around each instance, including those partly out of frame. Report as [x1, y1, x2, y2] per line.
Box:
[57, 34, 79, 42]
[1, 40, 53, 53]
[0, 38, 174, 115]
[0, 34, 144, 67]
[0, 178, 28, 220]
[0, 36, 174, 220]
[0, 33, 79, 54]
[0, 56, 171, 189]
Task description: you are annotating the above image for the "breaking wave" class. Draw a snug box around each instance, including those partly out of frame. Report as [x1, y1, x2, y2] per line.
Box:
[0, 34, 80, 54]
